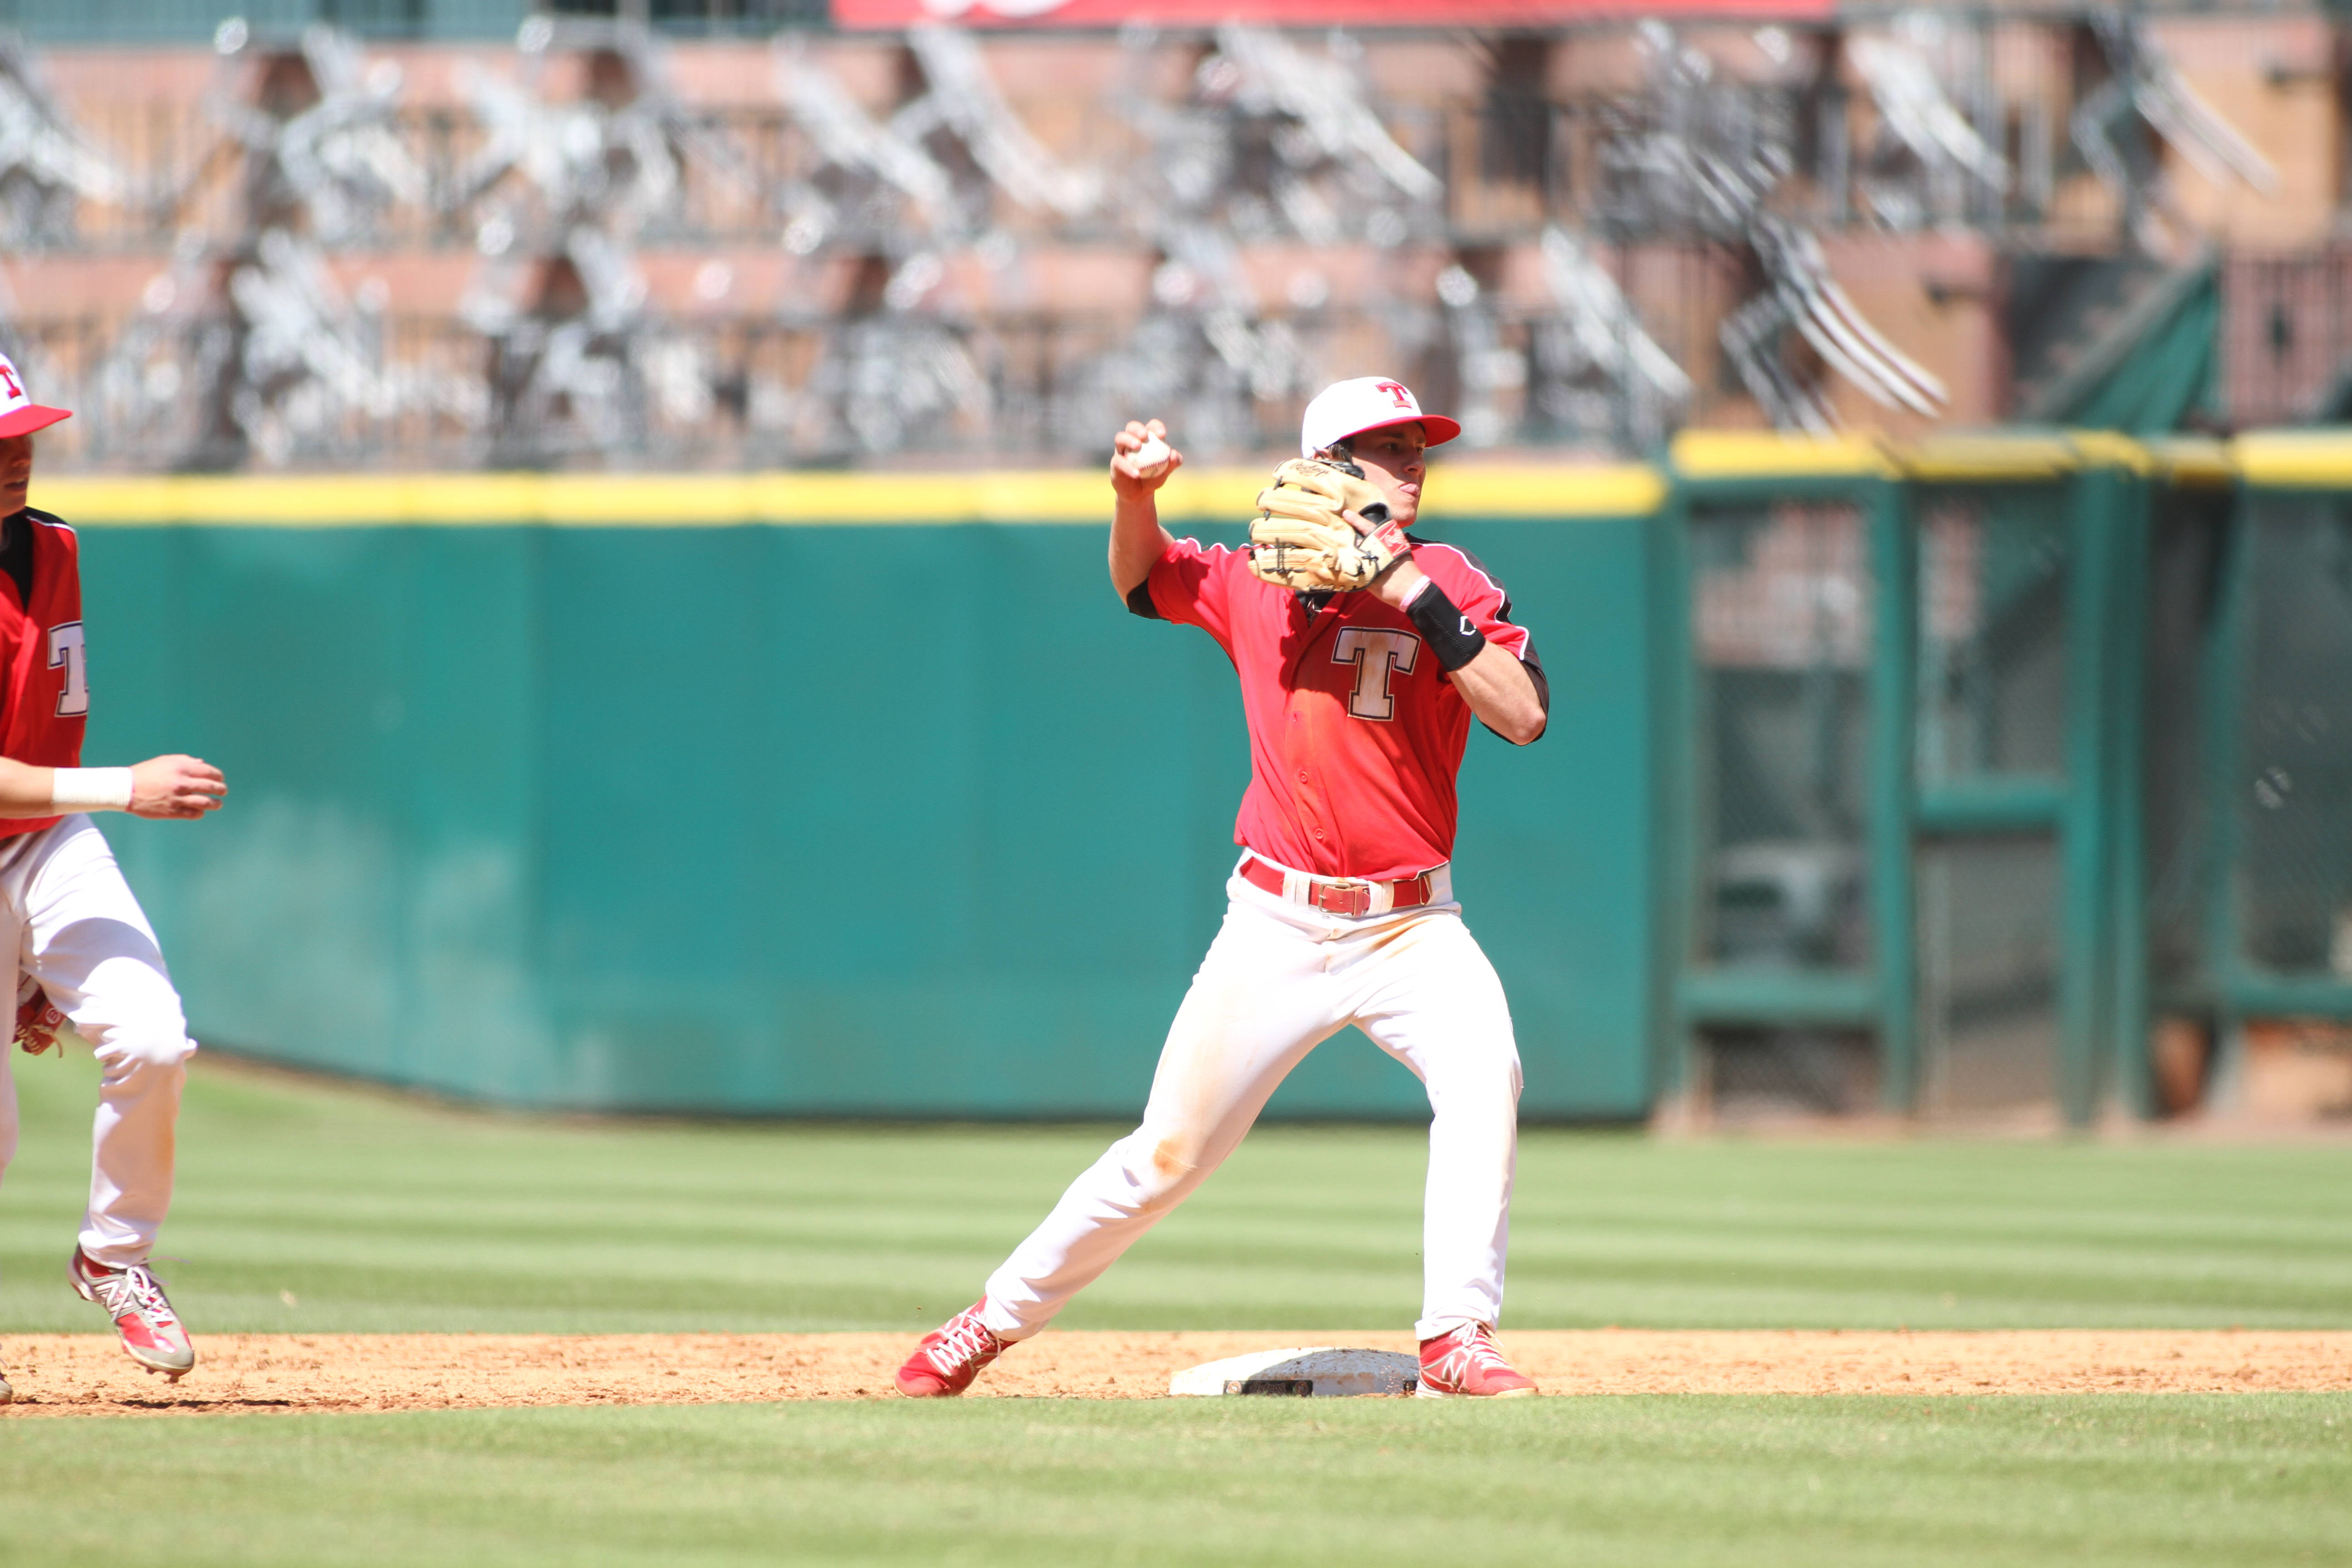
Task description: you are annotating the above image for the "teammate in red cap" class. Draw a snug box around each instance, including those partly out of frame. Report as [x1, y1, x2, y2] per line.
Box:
[0, 351, 228, 1403]
[900, 377, 1549, 1399]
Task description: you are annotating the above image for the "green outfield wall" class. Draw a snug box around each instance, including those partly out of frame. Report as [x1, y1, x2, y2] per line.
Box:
[53, 467, 1663, 1119]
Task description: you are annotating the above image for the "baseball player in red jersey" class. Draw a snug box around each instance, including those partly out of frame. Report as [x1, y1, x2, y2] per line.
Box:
[900, 377, 1549, 1399]
[0, 352, 228, 1404]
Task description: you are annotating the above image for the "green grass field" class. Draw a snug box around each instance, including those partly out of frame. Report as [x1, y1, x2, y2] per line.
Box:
[2, 1047, 2349, 1566]
[6, 1396, 2349, 1567]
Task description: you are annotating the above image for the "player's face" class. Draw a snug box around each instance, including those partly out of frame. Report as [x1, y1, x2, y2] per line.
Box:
[1337, 423, 1427, 526]
[0, 435, 30, 514]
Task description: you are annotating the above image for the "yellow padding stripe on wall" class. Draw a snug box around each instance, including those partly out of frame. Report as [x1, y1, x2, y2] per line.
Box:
[32, 465, 1666, 527]
[2234, 432, 2352, 488]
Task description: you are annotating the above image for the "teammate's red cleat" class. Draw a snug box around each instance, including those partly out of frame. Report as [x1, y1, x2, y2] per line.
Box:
[69, 1249, 194, 1381]
[1415, 1321, 1535, 1398]
[896, 1301, 1009, 1397]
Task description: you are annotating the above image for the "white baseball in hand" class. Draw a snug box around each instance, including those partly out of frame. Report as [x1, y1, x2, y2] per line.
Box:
[1130, 435, 1173, 479]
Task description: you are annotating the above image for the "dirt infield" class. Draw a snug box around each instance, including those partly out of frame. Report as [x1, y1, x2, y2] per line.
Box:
[1, 1330, 2347, 1416]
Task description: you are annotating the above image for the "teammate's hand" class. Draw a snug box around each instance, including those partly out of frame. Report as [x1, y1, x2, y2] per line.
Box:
[1110, 419, 1182, 499]
[127, 755, 226, 819]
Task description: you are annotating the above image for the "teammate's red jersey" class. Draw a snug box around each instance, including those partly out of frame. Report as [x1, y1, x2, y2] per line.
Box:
[1137, 534, 1545, 882]
[0, 508, 88, 839]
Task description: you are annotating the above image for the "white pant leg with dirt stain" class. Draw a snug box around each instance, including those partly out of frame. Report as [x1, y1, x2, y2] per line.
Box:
[0, 816, 196, 1269]
[981, 868, 1522, 1344]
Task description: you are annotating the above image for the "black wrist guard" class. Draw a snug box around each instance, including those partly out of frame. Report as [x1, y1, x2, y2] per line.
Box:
[1405, 580, 1488, 672]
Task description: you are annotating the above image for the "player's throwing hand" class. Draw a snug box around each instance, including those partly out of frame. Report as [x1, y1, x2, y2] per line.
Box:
[127, 756, 226, 820]
[1110, 419, 1181, 498]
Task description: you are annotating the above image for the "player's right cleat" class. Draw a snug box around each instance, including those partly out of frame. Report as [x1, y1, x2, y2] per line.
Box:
[896, 1301, 1009, 1398]
[69, 1250, 194, 1381]
[0, 1359, 13, 1405]
[1415, 1321, 1536, 1398]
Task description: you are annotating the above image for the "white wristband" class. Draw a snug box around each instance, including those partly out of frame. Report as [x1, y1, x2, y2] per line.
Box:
[51, 768, 134, 812]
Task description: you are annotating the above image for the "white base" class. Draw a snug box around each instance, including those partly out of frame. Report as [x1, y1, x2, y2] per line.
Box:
[1167, 1347, 1420, 1398]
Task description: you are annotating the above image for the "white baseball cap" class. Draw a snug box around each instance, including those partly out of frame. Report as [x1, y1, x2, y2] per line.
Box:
[0, 351, 70, 440]
[1299, 377, 1460, 459]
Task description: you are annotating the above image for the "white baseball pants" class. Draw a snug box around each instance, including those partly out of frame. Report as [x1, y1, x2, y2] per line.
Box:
[981, 860, 1522, 1343]
[0, 815, 195, 1269]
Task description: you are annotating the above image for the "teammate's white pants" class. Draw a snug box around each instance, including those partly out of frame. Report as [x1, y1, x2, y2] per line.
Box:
[0, 816, 195, 1269]
[981, 862, 1522, 1344]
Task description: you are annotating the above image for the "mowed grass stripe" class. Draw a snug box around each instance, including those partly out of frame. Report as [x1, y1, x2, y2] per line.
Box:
[2, 1049, 2349, 1336]
[1, 1396, 2348, 1568]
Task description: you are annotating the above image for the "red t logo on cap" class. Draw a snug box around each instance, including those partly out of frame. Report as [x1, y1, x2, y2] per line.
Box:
[1376, 381, 1411, 409]
[0, 363, 20, 401]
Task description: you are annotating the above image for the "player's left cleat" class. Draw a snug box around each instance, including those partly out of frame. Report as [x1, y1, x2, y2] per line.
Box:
[896, 1300, 1009, 1397]
[1415, 1321, 1536, 1398]
[69, 1250, 194, 1381]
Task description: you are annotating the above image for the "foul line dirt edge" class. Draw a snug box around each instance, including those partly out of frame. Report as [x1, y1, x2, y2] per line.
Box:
[2, 1330, 2348, 1416]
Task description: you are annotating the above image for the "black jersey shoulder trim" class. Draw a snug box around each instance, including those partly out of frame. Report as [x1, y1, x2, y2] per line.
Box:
[1415, 539, 1518, 623]
[1412, 539, 1546, 690]
[1411, 535, 1548, 737]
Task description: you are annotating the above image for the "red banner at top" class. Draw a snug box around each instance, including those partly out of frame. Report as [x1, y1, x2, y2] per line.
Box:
[836, 0, 1829, 28]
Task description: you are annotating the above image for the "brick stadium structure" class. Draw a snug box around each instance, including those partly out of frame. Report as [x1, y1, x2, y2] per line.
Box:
[0, 1, 2343, 471]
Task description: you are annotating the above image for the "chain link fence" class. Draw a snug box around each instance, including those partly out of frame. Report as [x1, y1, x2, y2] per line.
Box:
[2235, 496, 2352, 979]
[1688, 499, 1875, 1120]
[1677, 452, 2352, 1127]
[1690, 500, 1874, 971]
[1911, 483, 2071, 1118]
[2143, 485, 2230, 1004]
[1915, 485, 2070, 785]
[1916, 833, 2062, 1119]
[1699, 1025, 1879, 1120]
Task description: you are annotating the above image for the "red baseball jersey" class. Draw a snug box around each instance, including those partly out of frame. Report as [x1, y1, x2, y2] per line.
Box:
[1138, 534, 1545, 882]
[0, 509, 88, 840]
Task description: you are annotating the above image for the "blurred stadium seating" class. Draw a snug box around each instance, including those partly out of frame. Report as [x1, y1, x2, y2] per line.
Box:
[0, 2, 2342, 470]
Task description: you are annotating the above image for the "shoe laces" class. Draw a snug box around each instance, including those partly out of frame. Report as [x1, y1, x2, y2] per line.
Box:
[927, 1309, 1001, 1373]
[1427, 1323, 1509, 1378]
[86, 1260, 179, 1328]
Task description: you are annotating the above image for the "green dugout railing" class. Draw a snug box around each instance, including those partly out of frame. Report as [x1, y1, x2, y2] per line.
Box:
[2185, 435, 2352, 1107]
[1657, 427, 2352, 1128]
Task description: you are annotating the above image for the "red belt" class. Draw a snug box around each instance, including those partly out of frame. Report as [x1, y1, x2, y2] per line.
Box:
[1239, 855, 1438, 918]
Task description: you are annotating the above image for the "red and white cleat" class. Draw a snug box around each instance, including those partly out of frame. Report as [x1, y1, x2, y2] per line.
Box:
[69, 1250, 194, 1381]
[896, 1300, 1009, 1398]
[1416, 1321, 1536, 1398]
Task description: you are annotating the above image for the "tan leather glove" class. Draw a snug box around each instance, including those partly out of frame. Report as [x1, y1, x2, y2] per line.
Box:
[1246, 458, 1412, 591]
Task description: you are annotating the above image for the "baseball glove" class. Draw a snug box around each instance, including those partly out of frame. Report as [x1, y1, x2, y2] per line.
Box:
[15, 974, 62, 1056]
[1246, 457, 1412, 592]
